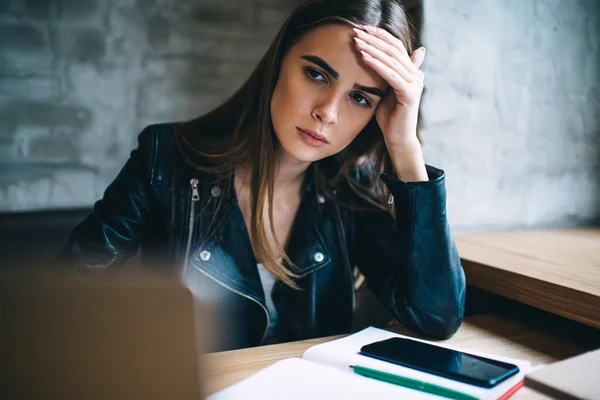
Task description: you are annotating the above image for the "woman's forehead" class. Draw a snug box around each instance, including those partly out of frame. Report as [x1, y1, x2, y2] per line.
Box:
[289, 23, 388, 89]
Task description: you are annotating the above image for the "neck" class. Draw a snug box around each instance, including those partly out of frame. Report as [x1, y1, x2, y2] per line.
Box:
[236, 147, 311, 197]
[273, 146, 311, 191]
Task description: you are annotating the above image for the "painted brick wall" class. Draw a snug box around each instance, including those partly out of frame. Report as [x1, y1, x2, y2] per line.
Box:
[420, 0, 600, 231]
[1, 0, 598, 233]
[0, 0, 292, 211]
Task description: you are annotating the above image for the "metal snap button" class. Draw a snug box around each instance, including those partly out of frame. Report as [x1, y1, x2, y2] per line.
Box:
[317, 195, 326, 204]
[200, 250, 211, 261]
[211, 186, 222, 198]
[314, 252, 324, 263]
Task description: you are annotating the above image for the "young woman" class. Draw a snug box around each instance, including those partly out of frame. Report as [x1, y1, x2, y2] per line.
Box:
[58, 0, 466, 351]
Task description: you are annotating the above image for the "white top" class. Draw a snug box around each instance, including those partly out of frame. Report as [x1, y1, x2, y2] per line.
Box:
[256, 263, 280, 343]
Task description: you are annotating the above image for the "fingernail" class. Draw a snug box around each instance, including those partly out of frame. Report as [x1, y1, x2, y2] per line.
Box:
[354, 37, 366, 47]
[362, 25, 376, 33]
[353, 27, 365, 36]
[360, 50, 372, 60]
[421, 46, 427, 54]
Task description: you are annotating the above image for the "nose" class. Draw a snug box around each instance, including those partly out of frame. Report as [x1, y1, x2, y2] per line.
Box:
[311, 94, 338, 126]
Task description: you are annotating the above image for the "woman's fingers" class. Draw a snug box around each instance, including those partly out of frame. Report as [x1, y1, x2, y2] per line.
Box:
[353, 26, 426, 107]
[353, 28, 410, 62]
[354, 36, 413, 83]
[358, 50, 409, 93]
[353, 28, 417, 74]
[359, 25, 428, 71]
[362, 25, 410, 57]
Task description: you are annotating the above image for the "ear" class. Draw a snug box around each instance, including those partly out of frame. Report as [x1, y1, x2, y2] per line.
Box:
[410, 47, 427, 68]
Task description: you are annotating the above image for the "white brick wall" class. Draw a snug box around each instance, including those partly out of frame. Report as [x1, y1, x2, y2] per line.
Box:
[0, 0, 598, 231]
[0, 0, 292, 211]
[420, 0, 600, 232]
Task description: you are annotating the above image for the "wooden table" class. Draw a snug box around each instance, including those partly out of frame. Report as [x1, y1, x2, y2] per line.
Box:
[202, 313, 600, 398]
[455, 228, 600, 329]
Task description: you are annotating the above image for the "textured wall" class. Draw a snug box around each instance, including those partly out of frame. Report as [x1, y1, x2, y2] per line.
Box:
[1, 0, 599, 233]
[420, 0, 600, 231]
[0, 0, 292, 211]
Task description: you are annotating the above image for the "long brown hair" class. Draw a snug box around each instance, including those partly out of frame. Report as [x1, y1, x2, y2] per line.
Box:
[173, 0, 417, 288]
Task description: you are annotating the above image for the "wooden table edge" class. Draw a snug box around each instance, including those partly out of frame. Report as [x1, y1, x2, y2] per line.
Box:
[462, 259, 600, 329]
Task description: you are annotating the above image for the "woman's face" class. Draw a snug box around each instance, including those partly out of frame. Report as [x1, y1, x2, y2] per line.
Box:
[270, 23, 388, 163]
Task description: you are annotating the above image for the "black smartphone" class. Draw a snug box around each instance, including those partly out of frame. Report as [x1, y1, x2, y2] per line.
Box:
[360, 337, 519, 388]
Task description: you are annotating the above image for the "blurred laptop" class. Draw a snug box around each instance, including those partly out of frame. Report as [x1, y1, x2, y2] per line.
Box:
[0, 272, 206, 400]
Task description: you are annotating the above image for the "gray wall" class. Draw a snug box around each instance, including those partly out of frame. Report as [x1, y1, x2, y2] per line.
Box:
[1, 0, 599, 233]
[421, 0, 600, 232]
[0, 0, 292, 211]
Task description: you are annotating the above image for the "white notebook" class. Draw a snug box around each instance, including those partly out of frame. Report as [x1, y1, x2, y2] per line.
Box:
[208, 327, 531, 400]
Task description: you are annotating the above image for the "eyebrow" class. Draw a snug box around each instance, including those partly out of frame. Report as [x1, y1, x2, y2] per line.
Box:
[301, 55, 385, 98]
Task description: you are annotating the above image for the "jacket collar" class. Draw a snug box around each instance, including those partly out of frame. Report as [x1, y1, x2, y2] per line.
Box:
[188, 164, 332, 306]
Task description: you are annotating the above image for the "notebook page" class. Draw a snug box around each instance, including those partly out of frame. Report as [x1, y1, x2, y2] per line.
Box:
[302, 327, 531, 400]
[207, 358, 441, 400]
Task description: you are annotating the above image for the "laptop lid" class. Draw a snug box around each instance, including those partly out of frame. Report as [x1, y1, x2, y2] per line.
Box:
[1, 272, 204, 400]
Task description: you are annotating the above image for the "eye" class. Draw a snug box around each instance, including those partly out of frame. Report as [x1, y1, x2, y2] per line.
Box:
[303, 67, 327, 84]
[350, 92, 372, 108]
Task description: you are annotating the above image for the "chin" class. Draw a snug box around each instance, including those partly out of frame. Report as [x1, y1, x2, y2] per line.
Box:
[285, 146, 323, 163]
[278, 140, 326, 163]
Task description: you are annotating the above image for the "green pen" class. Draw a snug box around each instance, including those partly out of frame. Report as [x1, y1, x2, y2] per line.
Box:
[351, 365, 479, 400]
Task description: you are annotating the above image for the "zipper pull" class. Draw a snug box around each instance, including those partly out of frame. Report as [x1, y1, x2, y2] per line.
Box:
[190, 178, 200, 201]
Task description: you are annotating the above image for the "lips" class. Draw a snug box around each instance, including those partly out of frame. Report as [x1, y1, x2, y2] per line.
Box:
[297, 127, 329, 143]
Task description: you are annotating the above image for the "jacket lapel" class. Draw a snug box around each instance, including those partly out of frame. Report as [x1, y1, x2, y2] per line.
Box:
[284, 189, 331, 276]
[186, 166, 334, 317]
[188, 171, 265, 307]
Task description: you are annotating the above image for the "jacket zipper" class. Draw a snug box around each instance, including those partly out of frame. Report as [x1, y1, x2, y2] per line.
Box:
[334, 203, 356, 313]
[182, 178, 200, 277]
[182, 178, 270, 345]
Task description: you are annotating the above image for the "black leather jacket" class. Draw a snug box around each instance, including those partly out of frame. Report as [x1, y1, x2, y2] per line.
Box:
[58, 123, 466, 350]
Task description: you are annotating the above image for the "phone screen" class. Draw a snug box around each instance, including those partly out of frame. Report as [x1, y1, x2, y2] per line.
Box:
[360, 337, 519, 388]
